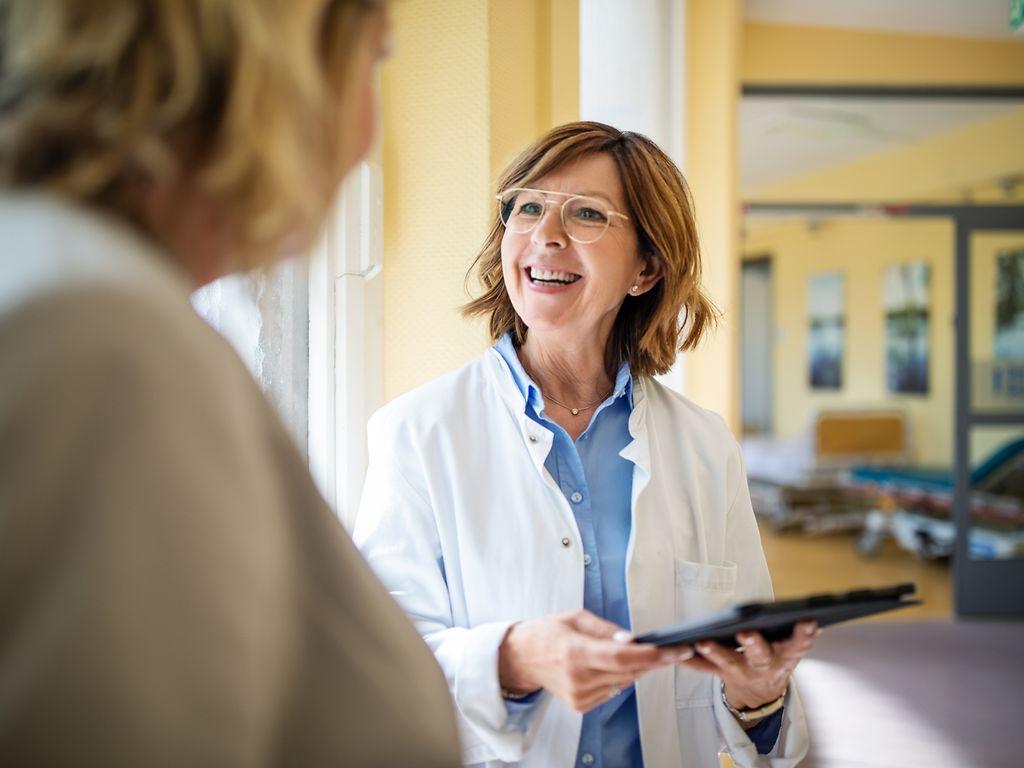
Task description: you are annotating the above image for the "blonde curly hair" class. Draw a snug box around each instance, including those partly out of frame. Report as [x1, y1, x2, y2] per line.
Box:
[0, 0, 383, 262]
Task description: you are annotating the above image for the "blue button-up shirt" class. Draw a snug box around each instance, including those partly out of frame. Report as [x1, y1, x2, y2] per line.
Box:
[494, 334, 781, 765]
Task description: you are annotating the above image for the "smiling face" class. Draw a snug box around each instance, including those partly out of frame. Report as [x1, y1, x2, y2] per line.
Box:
[500, 152, 659, 347]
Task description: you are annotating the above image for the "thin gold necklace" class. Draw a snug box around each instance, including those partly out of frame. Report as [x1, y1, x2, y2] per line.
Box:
[543, 389, 612, 417]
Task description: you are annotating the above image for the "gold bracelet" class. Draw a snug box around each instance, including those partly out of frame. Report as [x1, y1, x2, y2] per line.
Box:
[501, 687, 539, 700]
[720, 681, 786, 723]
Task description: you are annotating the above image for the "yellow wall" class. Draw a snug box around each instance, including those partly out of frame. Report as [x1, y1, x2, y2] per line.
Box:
[489, 1, 579, 183]
[685, 0, 743, 428]
[966, 178, 1024, 206]
[381, 1, 490, 401]
[743, 23, 1024, 86]
[749, 108, 1024, 203]
[546, 0, 579, 129]
[381, 0, 578, 400]
[743, 218, 956, 465]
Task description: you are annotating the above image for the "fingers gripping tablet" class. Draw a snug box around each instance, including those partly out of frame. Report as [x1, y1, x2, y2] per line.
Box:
[634, 583, 920, 649]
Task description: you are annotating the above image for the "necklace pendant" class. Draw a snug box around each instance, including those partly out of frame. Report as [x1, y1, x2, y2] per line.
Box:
[571, 408, 580, 416]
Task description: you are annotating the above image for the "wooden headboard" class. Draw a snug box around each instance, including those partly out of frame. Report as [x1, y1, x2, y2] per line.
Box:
[814, 410, 906, 463]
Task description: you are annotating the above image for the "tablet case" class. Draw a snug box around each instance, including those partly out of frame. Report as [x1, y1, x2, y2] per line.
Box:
[634, 583, 920, 648]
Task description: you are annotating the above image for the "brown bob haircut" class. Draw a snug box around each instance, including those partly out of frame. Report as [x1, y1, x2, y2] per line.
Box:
[463, 121, 717, 378]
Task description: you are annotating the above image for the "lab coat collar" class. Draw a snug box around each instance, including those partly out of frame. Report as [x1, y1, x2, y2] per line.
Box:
[621, 381, 652, 505]
[490, 332, 634, 417]
[483, 348, 653, 528]
[484, 349, 559, 495]
[491, 334, 539, 411]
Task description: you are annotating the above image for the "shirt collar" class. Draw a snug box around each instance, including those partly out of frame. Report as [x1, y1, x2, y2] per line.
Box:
[492, 332, 634, 413]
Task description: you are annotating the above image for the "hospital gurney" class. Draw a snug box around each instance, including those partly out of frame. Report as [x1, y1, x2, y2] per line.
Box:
[846, 438, 1024, 560]
[744, 411, 907, 534]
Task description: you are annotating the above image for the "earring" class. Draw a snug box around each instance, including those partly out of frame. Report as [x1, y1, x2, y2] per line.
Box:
[630, 284, 639, 294]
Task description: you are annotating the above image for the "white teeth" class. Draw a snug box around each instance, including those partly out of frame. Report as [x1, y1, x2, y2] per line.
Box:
[530, 267, 580, 284]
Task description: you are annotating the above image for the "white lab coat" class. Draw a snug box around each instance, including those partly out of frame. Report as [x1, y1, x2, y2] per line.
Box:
[355, 349, 809, 768]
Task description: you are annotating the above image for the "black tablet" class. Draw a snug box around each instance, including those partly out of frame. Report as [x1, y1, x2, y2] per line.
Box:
[633, 583, 920, 648]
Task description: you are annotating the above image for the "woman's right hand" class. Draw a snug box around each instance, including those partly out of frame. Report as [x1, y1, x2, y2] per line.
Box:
[498, 610, 690, 713]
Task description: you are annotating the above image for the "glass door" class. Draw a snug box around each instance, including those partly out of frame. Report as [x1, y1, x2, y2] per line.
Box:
[956, 209, 1024, 616]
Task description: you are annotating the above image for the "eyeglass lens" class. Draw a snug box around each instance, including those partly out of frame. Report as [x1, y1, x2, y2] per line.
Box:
[499, 190, 611, 244]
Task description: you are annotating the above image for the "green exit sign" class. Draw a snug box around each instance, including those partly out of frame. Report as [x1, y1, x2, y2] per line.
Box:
[1013, 0, 1024, 32]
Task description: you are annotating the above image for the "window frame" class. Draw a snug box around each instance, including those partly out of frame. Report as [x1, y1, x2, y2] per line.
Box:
[307, 158, 384, 529]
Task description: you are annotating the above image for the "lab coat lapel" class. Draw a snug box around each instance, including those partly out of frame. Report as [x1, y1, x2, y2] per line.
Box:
[485, 350, 580, 536]
[620, 380, 651, 506]
[517, 412, 560, 492]
[624, 380, 685, 768]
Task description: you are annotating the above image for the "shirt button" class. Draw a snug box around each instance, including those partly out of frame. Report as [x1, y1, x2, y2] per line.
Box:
[570, 491, 583, 503]
[581, 754, 595, 766]
[583, 554, 592, 566]
[528, 434, 538, 443]
[561, 537, 571, 548]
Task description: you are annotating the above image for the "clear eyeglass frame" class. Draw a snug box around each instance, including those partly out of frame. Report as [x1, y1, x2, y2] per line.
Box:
[496, 187, 631, 245]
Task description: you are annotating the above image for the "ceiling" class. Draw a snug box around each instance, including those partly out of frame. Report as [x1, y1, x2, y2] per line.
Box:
[740, 97, 1024, 193]
[744, 0, 1023, 40]
[739, 3, 1024, 194]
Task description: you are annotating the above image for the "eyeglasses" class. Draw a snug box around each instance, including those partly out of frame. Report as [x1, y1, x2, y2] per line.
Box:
[496, 187, 631, 245]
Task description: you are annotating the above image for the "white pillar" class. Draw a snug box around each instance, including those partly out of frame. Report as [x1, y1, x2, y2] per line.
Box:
[579, 0, 688, 393]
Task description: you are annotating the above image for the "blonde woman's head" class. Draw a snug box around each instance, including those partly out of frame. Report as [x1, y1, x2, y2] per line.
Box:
[0, 0, 388, 269]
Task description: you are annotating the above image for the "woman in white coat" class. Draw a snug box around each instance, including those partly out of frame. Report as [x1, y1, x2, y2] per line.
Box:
[356, 122, 817, 767]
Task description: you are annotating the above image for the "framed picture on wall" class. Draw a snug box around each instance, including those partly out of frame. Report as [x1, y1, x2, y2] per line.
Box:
[884, 262, 931, 395]
[995, 248, 1024, 360]
[808, 272, 844, 389]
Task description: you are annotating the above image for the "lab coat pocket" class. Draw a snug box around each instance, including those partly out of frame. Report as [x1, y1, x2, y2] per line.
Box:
[673, 558, 737, 706]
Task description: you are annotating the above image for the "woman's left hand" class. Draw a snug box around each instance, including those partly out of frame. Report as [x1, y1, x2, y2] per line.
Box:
[677, 620, 822, 719]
